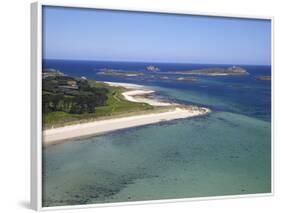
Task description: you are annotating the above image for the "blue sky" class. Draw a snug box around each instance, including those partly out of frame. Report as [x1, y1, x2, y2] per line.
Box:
[43, 6, 271, 65]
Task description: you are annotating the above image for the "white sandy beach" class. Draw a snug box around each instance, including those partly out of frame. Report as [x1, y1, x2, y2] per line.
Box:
[43, 82, 210, 145]
[105, 82, 174, 106]
[122, 90, 173, 106]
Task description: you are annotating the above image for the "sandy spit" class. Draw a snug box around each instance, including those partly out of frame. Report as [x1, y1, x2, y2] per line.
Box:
[43, 82, 210, 145]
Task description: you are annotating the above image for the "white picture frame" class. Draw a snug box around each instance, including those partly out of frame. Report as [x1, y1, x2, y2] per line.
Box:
[31, 1, 274, 211]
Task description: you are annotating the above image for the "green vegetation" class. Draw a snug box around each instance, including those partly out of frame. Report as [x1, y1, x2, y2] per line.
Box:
[42, 71, 154, 128]
[175, 66, 249, 76]
[43, 76, 108, 114]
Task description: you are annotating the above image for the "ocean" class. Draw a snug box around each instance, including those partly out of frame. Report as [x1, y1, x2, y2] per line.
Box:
[42, 59, 271, 207]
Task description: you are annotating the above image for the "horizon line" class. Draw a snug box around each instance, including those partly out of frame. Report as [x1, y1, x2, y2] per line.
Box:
[43, 58, 271, 67]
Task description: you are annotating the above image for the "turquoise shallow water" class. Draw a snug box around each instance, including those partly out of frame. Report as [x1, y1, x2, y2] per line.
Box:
[42, 61, 271, 207]
[42, 111, 271, 206]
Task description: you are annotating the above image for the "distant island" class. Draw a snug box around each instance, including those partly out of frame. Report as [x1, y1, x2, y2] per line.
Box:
[255, 76, 271, 81]
[175, 66, 249, 76]
[146, 65, 160, 72]
[97, 68, 143, 77]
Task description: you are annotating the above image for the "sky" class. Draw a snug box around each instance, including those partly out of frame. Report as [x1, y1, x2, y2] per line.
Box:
[43, 6, 271, 65]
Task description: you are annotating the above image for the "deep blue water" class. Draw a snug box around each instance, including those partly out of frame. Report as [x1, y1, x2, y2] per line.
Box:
[42, 59, 271, 207]
[43, 59, 271, 121]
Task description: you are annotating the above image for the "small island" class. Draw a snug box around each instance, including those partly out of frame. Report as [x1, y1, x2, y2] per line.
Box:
[97, 68, 143, 77]
[146, 65, 160, 72]
[255, 76, 271, 81]
[42, 69, 210, 145]
[175, 66, 249, 76]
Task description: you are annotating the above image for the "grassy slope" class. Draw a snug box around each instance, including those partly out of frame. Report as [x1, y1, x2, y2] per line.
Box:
[42, 80, 155, 129]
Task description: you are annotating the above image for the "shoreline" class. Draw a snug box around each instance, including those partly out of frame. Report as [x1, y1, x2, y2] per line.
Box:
[104, 82, 174, 106]
[43, 82, 210, 146]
